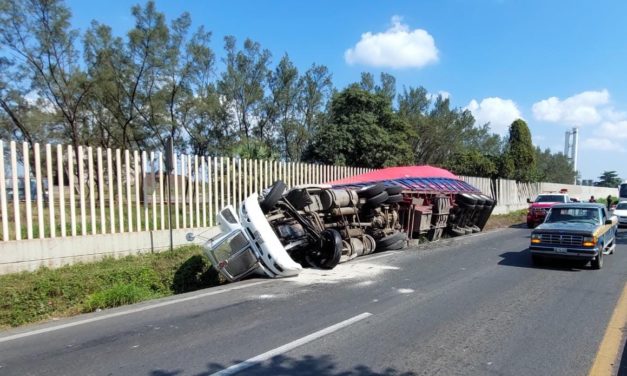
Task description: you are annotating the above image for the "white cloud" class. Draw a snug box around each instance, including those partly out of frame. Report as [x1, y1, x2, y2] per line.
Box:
[581, 137, 625, 152]
[531, 90, 610, 126]
[598, 120, 627, 139]
[465, 97, 523, 136]
[344, 16, 439, 69]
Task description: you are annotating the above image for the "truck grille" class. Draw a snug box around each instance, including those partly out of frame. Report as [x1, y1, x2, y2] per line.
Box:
[540, 233, 583, 246]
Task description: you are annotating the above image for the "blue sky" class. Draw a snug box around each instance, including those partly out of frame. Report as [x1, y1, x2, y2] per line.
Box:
[66, 0, 627, 183]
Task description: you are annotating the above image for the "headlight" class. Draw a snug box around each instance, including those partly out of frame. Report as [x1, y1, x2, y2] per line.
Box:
[582, 236, 597, 247]
[531, 233, 541, 244]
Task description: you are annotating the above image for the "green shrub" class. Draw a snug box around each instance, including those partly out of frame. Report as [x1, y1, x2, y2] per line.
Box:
[83, 284, 156, 312]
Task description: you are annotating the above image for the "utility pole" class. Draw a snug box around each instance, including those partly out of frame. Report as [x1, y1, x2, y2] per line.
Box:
[564, 127, 579, 185]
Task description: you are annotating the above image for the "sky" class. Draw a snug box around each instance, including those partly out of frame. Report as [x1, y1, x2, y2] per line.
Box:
[65, 0, 627, 182]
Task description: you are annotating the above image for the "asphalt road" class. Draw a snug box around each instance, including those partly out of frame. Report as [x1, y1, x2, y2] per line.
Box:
[1, 226, 626, 376]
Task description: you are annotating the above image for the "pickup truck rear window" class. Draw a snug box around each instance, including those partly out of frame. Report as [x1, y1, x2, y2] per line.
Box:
[535, 195, 566, 203]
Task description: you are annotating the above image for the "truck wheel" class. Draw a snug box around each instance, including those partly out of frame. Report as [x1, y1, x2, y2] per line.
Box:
[357, 183, 385, 199]
[365, 191, 389, 207]
[376, 232, 406, 248]
[385, 185, 403, 195]
[259, 180, 286, 213]
[306, 229, 342, 269]
[591, 248, 603, 270]
[385, 193, 403, 204]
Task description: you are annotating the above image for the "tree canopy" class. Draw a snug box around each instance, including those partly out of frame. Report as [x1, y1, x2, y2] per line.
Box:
[0, 0, 583, 184]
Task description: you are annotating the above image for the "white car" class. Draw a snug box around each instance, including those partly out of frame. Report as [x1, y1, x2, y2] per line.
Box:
[612, 201, 627, 227]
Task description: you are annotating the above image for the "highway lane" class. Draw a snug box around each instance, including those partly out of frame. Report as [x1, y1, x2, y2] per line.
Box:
[0, 227, 626, 375]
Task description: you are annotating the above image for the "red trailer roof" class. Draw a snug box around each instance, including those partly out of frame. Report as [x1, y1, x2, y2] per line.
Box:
[328, 165, 459, 185]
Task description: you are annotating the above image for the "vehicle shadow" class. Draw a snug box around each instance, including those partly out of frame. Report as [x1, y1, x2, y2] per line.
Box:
[498, 248, 586, 272]
[619, 340, 627, 376]
[150, 354, 417, 376]
[615, 228, 627, 245]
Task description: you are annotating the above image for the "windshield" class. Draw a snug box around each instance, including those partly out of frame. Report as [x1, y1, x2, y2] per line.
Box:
[620, 184, 627, 197]
[616, 203, 627, 210]
[545, 207, 600, 224]
[535, 195, 566, 203]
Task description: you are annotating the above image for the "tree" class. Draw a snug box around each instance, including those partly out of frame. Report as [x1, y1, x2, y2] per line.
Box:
[534, 147, 576, 184]
[305, 86, 413, 168]
[595, 171, 622, 188]
[502, 119, 535, 182]
[0, 0, 91, 150]
[218, 36, 271, 157]
[443, 149, 497, 178]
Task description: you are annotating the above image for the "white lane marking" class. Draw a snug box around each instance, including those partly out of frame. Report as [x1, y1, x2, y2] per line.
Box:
[0, 281, 269, 343]
[397, 288, 414, 294]
[210, 312, 373, 376]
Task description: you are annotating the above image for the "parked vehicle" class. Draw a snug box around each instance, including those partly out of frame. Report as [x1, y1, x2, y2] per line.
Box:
[529, 203, 618, 269]
[526, 193, 571, 228]
[619, 182, 627, 203]
[5, 177, 49, 202]
[611, 201, 627, 227]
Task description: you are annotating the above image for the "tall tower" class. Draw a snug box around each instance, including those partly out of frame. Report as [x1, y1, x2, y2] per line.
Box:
[564, 127, 579, 184]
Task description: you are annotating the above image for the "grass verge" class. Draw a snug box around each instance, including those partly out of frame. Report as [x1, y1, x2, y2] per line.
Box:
[0, 245, 225, 330]
[483, 209, 527, 231]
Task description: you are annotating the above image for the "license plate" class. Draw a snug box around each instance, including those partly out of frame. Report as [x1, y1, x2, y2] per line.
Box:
[555, 247, 567, 253]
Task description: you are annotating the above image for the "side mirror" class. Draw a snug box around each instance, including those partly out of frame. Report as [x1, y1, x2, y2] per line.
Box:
[186, 232, 195, 242]
[526, 198, 531, 204]
[605, 217, 617, 225]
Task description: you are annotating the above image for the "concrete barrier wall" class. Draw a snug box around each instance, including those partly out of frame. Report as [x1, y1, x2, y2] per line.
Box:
[0, 226, 219, 275]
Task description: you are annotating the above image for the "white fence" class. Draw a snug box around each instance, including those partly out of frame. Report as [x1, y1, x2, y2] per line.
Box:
[1, 139, 620, 242]
[0, 139, 620, 274]
[0, 140, 371, 242]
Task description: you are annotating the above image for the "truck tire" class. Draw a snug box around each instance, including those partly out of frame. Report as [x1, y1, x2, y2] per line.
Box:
[376, 232, 406, 248]
[259, 180, 286, 213]
[385, 193, 403, 204]
[366, 191, 389, 207]
[357, 183, 385, 199]
[306, 229, 342, 269]
[591, 247, 603, 270]
[385, 185, 403, 195]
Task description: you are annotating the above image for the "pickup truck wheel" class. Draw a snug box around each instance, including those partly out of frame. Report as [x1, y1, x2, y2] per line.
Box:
[306, 229, 342, 269]
[591, 248, 603, 270]
[260, 180, 286, 213]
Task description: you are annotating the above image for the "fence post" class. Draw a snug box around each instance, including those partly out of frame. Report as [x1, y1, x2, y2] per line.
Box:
[58, 145, 66, 237]
[159, 152, 165, 231]
[87, 147, 96, 235]
[23, 142, 33, 239]
[33, 143, 44, 239]
[107, 148, 115, 234]
[11, 142, 20, 240]
[47, 144, 55, 238]
[116, 149, 124, 233]
[0, 141, 8, 241]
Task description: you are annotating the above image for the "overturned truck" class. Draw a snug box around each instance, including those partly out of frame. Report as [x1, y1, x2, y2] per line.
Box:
[198, 166, 496, 282]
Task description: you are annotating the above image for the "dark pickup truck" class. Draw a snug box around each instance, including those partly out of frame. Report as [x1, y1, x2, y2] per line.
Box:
[529, 203, 618, 269]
